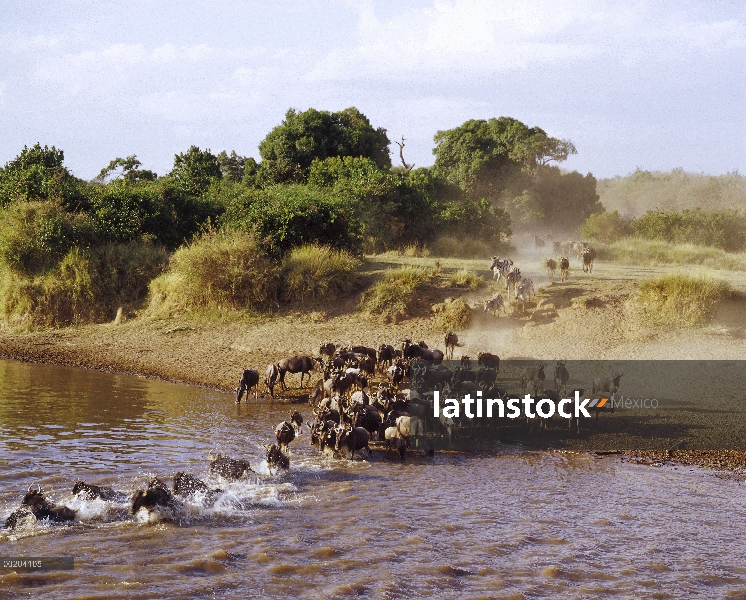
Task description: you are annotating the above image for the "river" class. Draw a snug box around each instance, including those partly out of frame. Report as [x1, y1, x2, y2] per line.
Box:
[1, 359, 745, 599]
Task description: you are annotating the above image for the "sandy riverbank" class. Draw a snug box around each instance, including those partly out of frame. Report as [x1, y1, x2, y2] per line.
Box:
[1, 261, 745, 472]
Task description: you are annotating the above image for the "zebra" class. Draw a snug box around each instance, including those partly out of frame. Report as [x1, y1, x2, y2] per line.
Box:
[490, 256, 513, 284]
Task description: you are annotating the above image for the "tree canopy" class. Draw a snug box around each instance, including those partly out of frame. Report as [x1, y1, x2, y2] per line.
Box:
[170, 146, 222, 195]
[432, 117, 576, 200]
[258, 107, 391, 184]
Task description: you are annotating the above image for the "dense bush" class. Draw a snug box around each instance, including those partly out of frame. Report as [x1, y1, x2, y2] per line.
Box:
[633, 208, 746, 251]
[219, 184, 362, 257]
[360, 267, 436, 322]
[148, 230, 280, 313]
[433, 297, 472, 332]
[581, 210, 634, 243]
[0, 201, 79, 275]
[448, 269, 483, 290]
[0, 243, 167, 327]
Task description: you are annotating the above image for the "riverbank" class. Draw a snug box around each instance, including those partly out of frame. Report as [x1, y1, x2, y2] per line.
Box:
[2, 257, 746, 474]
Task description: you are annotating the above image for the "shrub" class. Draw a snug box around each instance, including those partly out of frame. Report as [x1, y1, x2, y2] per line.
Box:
[448, 269, 483, 290]
[581, 210, 634, 244]
[433, 297, 472, 331]
[0, 201, 77, 275]
[633, 208, 746, 251]
[0, 243, 166, 327]
[633, 273, 732, 327]
[280, 245, 360, 303]
[148, 229, 279, 313]
[360, 267, 435, 322]
[219, 184, 362, 257]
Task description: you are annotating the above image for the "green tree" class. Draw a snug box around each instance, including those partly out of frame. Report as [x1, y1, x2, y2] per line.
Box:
[432, 117, 576, 200]
[0, 143, 83, 207]
[216, 150, 248, 182]
[97, 155, 157, 183]
[170, 146, 222, 195]
[219, 184, 362, 257]
[258, 107, 391, 184]
[308, 156, 436, 251]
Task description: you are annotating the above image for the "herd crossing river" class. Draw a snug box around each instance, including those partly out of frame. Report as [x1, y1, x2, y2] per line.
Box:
[1, 359, 745, 598]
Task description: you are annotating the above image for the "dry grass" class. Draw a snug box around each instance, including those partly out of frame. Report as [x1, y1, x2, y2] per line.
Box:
[280, 245, 360, 304]
[595, 238, 746, 271]
[633, 272, 732, 327]
[448, 269, 483, 290]
[433, 297, 471, 332]
[147, 229, 279, 315]
[360, 266, 437, 323]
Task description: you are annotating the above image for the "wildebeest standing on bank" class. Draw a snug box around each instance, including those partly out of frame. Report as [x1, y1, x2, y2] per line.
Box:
[559, 257, 570, 282]
[444, 331, 460, 359]
[582, 247, 597, 273]
[265, 363, 279, 398]
[236, 369, 260, 402]
[277, 355, 317, 389]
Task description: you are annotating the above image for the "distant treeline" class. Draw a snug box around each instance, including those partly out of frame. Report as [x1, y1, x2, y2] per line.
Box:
[598, 168, 746, 217]
[583, 208, 746, 252]
[0, 107, 602, 325]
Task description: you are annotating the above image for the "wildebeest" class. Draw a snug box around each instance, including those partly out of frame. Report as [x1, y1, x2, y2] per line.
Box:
[319, 342, 338, 360]
[173, 472, 210, 496]
[377, 344, 396, 371]
[264, 444, 290, 470]
[554, 361, 569, 396]
[131, 477, 178, 515]
[278, 355, 317, 389]
[264, 363, 280, 397]
[289, 410, 303, 434]
[553, 241, 562, 254]
[582, 247, 597, 273]
[444, 331, 461, 360]
[591, 373, 622, 422]
[559, 257, 570, 282]
[533, 233, 546, 248]
[275, 421, 296, 449]
[335, 426, 371, 459]
[236, 369, 260, 402]
[521, 363, 546, 395]
[545, 258, 557, 278]
[387, 362, 405, 388]
[209, 454, 253, 480]
[349, 345, 378, 364]
[483, 293, 505, 316]
[490, 256, 513, 284]
[477, 352, 500, 371]
[404, 344, 444, 363]
[72, 481, 117, 501]
[4, 488, 76, 527]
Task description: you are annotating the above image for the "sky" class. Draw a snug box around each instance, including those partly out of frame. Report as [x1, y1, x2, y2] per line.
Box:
[1, 0, 744, 181]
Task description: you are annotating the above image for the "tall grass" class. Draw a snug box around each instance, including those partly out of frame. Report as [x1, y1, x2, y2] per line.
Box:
[148, 229, 279, 314]
[433, 297, 471, 332]
[280, 245, 360, 303]
[594, 238, 746, 270]
[360, 266, 436, 322]
[448, 269, 483, 290]
[0, 243, 167, 327]
[633, 272, 732, 327]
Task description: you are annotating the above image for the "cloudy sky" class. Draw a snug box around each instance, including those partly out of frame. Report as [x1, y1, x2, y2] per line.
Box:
[1, 0, 744, 180]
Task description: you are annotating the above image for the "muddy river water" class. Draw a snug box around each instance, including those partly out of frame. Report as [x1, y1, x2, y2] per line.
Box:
[1, 359, 745, 599]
